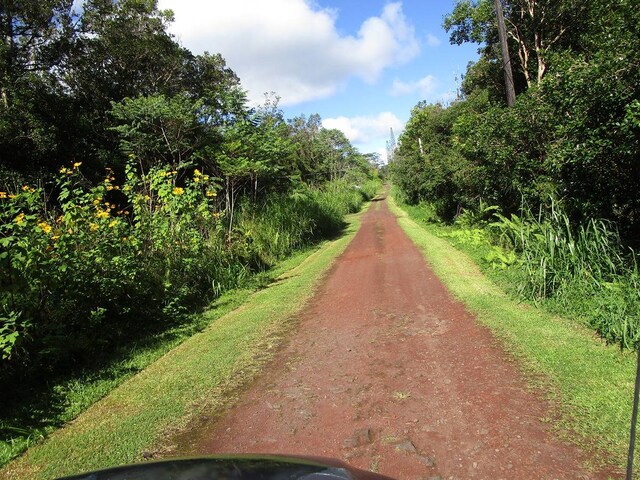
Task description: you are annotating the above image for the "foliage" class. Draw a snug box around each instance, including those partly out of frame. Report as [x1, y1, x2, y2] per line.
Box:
[0, 213, 362, 478]
[236, 179, 377, 268]
[390, 0, 640, 348]
[110, 94, 218, 170]
[394, 0, 640, 239]
[0, 166, 376, 467]
[397, 191, 640, 350]
[490, 203, 640, 348]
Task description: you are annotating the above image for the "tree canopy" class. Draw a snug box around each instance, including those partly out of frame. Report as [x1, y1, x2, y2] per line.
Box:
[392, 0, 640, 242]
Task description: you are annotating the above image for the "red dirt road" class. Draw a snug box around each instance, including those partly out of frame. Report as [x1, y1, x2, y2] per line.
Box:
[174, 196, 614, 479]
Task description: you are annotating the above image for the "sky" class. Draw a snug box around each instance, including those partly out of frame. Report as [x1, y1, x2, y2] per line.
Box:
[156, 0, 480, 162]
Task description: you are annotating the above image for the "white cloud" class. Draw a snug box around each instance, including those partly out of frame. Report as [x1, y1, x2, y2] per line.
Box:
[390, 75, 437, 97]
[426, 33, 441, 47]
[158, 0, 420, 106]
[322, 112, 404, 157]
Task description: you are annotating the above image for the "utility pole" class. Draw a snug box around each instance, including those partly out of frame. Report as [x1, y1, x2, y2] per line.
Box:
[386, 128, 397, 163]
[494, 0, 516, 107]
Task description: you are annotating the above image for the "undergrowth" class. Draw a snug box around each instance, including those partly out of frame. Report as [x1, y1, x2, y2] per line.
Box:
[396, 193, 640, 350]
[0, 163, 380, 468]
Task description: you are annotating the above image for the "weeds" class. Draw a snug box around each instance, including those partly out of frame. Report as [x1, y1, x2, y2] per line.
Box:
[400, 196, 640, 350]
[0, 163, 379, 467]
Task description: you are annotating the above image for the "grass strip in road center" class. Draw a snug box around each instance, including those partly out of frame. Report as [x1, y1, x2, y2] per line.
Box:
[0, 210, 364, 480]
[387, 194, 635, 473]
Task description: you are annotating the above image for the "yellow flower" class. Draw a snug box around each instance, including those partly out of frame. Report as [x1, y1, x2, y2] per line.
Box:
[205, 191, 217, 197]
[194, 169, 202, 177]
[144, 195, 151, 201]
[8, 194, 16, 199]
[0, 192, 6, 199]
[193, 177, 200, 183]
[96, 210, 109, 219]
[38, 222, 52, 234]
[59, 167, 69, 174]
[203, 175, 210, 181]
[93, 199, 101, 205]
[108, 220, 117, 228]
[51, 235, 60, 241]
[14, 213, 25, 225]
[21, 185, 29, 191]
[73, 162, 82, 168]
[173, 187, 184, 196]
[106, 185, 114, 191]
[90, 223, 99, 231]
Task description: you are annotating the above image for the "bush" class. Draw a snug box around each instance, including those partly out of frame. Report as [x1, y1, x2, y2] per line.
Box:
[0, 162, 228, 374]
[0, 167, 373, 380]
[490, 201, 640, 348]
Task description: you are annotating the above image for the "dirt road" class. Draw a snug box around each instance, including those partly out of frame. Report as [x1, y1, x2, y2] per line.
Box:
[173, 196, 613, 479]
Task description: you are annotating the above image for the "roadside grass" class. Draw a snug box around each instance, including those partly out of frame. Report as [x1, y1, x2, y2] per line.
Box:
[387, 195, 635, 472]
[0, 281, 258, 468]
[0, 209, 364, 480]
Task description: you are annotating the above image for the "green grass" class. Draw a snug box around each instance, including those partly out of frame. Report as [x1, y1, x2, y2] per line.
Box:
[387, 194, 636, 473]
[0, 209, 364, 480]
[0, 248, 333, 469]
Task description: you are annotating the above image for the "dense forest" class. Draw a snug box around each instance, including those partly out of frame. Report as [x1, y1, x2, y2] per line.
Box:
[0, 0, 380, 389]
[390, 0, 640, 348]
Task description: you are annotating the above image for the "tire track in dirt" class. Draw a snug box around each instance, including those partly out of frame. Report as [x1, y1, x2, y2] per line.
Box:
[172, 195, 616, 479]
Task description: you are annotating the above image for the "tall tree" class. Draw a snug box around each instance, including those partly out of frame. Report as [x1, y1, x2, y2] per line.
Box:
[444, 0, 586, 90]
[66, 0, 186, 172]
[0, 0, 75, 173]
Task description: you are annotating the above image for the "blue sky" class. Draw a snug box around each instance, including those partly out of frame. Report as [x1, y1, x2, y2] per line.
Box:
[157, 0, 479, 161]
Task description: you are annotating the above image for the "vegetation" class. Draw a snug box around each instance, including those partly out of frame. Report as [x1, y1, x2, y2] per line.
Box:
[0, 211, 362, 479]
[389, 195, 636, 472]
[390, 0, 640, 347]
[0, 0, 381, 467]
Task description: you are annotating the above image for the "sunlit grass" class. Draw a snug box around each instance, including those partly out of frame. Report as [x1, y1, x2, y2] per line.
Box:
[0, 210, 364, 480]
[388, 194, 635, 473]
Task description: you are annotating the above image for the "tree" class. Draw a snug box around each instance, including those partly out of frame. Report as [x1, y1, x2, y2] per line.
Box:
[287, 113, 324, 183]
[444, 0, 587, 90]
[317, 129, 357, 182]
[65, 0, 187, 173]
[391, 102, 465, 219]
[0, 0, 75, 174]
[110, 93, 217, 172]
[181, 52, 247, 126]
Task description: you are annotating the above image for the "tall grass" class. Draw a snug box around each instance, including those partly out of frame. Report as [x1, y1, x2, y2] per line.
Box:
[237, 179, 378, 267]
[490, 202, 640, 348]
[396, 194, 640, 350]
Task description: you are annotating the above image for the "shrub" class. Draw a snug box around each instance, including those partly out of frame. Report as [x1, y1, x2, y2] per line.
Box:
[490, 201, 640, 348]
[0, 167, 373, 379]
